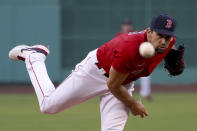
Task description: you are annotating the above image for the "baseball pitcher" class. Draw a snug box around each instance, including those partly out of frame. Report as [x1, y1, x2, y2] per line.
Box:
[8, 14, 185, 131]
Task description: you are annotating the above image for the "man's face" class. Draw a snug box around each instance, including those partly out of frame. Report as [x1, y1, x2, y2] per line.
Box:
[147, 30, 172, 54]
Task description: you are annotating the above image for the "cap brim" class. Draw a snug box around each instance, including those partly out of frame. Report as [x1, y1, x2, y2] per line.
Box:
[152, 28, 175, 36]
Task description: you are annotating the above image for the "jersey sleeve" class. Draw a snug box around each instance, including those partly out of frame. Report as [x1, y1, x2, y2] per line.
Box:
[111, 40, 138, 73]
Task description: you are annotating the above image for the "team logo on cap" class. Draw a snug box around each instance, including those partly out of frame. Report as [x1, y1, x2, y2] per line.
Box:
[165, 19, 172, 29]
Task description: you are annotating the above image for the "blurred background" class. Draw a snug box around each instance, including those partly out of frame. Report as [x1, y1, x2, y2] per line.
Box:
[0, 0, 197, 131]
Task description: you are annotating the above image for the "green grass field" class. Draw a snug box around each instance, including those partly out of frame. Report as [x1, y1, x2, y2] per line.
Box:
[0, 93, 197, 131]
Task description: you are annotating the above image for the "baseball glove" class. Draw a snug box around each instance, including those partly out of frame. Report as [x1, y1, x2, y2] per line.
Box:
[164, 45, 185, 76]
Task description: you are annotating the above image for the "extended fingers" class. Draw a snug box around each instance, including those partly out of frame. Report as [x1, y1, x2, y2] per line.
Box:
[137, 109, 149, 118]
[143, 109, 149, 116]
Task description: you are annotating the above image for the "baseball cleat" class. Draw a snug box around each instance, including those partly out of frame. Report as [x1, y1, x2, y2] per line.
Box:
[8, 44, 50, 61]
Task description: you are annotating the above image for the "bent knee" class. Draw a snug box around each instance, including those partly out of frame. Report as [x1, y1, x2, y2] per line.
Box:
[40, 106, 60, 114]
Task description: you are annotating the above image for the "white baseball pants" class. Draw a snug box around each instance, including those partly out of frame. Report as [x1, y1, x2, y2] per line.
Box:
[25, 49, 134, 131]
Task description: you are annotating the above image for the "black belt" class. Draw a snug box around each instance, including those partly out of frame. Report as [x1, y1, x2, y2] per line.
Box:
[95, 63, 109, 78]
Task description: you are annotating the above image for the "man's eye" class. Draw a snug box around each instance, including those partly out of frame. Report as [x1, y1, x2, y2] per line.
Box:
[165, 36, 171, 40]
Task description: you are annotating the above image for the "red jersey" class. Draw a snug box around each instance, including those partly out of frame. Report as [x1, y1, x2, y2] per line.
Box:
[96, 30, 175, 84]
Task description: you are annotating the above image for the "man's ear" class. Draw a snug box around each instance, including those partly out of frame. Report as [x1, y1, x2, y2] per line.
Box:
[146, 28, 152, 34]
[170, 37, 173, 42]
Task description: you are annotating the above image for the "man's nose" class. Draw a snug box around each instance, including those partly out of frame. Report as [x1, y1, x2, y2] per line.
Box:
[160, 38, 166, 44]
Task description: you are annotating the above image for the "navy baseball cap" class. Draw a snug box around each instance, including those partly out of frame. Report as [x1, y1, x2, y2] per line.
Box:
[150, 14, 176, 36]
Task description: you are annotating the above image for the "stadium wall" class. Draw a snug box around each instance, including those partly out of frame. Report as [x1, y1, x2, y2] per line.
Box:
[0, 0, 196, 84]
